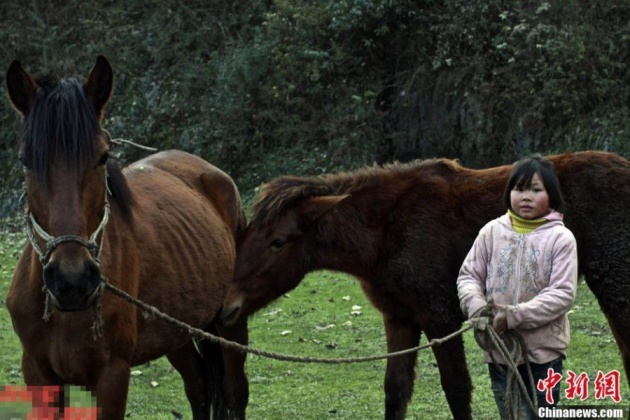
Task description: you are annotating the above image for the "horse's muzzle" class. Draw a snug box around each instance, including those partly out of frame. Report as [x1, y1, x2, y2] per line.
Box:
[43, 259, 104, 311]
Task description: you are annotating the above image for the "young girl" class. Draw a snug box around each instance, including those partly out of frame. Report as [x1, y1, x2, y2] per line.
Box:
[457, 154, 578, 419]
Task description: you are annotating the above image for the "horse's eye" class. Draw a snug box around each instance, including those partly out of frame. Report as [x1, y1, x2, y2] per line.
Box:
[270, 238, 287, 251]
[97, 152, 109, 167]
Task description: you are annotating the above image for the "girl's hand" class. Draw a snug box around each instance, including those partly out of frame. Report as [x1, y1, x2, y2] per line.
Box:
[492, 309, 508, 335]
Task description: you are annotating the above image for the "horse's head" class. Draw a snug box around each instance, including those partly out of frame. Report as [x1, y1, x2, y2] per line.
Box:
[7, 56, 113, 312]
[220, 192, 348, 326]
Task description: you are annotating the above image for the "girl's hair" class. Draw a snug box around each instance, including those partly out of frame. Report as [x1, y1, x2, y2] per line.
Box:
[502, 154, 566, 212]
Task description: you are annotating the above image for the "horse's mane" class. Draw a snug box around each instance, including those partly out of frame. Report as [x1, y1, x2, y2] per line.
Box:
[19, 75, 133, 219]
[252, 158, 461, 227]
[20, 76, 96, 181]
[107, 159, 134, 220]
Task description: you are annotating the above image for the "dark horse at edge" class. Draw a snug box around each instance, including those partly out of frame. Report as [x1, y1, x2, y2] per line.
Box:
[220, 151, 630, 419]
[6, 57, 249, 419]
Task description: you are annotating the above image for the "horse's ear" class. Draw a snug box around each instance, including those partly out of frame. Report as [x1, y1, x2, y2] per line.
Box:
[299, 194, 350, 223]
[84, 55, 113, 117]
[6, 60, 37, 115]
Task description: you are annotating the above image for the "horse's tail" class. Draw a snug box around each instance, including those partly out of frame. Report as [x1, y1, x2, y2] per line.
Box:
[199, 324, 227, 419]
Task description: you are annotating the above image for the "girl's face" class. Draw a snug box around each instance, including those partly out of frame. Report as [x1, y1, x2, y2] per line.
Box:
[510, 172, 551, 219]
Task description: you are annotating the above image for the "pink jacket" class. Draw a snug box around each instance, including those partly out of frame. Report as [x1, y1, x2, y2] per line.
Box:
[457, 211, 578, 364]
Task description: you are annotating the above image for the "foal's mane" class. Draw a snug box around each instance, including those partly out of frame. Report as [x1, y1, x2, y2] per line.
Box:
[19, 75, 133, 218]
[252, 158, 461, 227]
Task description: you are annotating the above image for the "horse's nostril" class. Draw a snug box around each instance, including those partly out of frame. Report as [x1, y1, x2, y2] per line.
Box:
[43, 262, 58, 286]
[84, 260, 101, 281]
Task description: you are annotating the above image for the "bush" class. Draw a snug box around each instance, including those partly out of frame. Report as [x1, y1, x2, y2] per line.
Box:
[1, 0, 628, 217]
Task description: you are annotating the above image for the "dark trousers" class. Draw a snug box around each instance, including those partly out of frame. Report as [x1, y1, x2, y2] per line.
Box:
[488, 357, 563, 419]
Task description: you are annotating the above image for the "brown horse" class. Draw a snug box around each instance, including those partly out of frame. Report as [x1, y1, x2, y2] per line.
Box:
[220, 151, 630, 419]
[6, 56, 249, 419]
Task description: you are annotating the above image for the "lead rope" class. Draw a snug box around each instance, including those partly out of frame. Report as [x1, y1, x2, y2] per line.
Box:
[102, 280, 475, 364]
[471, 306, 538, 419]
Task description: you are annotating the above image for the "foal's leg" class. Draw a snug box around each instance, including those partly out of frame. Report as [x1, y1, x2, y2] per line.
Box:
[167, 341, 209, 420]
[424, 323, 473, 420]
[383, 315, 421, 420]
[216, 320, 249, 420]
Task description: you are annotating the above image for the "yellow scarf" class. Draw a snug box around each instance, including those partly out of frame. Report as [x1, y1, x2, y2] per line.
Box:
[508, 209, 549, 234]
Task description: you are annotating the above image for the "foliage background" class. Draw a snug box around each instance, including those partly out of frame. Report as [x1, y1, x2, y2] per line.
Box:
[0, 0, 628, 215]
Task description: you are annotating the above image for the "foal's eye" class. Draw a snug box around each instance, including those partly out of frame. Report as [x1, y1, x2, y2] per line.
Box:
[270, 238, 287, 251]
[97, 152, 109, 167]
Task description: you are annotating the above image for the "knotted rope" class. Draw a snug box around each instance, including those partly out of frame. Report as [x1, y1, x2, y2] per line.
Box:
[103, 128, 157, 152]
[471, 308, 538, 419]
[24, 201, 110, 267]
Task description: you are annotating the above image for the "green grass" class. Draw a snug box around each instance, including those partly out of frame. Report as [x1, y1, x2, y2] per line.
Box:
[0, 225, 627, 419]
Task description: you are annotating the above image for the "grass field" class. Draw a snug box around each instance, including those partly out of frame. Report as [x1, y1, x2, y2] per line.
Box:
[0, 224, 627, 419]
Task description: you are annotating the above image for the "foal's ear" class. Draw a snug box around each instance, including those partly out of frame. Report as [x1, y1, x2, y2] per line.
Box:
[299, 194, 350, 223]
[84, 55, 113, 117]
[6, 60, 37, 115]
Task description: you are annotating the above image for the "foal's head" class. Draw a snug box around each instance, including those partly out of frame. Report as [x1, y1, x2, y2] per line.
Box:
[221, 175, 349, 325]
[7, 56, 114, 311]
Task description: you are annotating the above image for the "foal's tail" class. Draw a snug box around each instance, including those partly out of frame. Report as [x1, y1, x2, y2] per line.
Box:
[199, 324, 227, 419]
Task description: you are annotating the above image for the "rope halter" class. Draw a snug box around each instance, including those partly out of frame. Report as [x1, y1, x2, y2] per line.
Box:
[23, 170, 111, 338]
[25, 198, 110, 267]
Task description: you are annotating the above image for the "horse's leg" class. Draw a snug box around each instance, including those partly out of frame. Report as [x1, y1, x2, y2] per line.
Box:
[166, 341, 209, 420]
[602, 310, 630, 384]
[424, 322, 473, 420]
[94, 357, 131, 420]
[216, 319, 249, 420]
[21, 355, 65, 415]
[383, 315, 421, 420]
[585, 275, 630, 387]
[21, 353, 60, 384]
